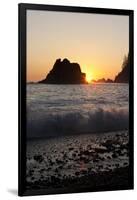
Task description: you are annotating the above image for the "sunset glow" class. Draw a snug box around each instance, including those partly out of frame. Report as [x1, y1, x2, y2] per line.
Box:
[27, 11, 129, 82]
[86, 73, 93, 83]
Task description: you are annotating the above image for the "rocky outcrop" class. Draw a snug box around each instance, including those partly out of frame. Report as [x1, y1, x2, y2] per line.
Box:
[114, 55, 129, 83]
[38, 58, 87, 84]
[92, 78, 113, 83]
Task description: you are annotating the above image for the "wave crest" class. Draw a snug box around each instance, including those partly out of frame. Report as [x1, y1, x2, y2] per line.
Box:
[27, 108, 128, 139]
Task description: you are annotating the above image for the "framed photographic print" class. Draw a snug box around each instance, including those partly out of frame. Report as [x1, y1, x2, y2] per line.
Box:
[18, 3, 134, 196]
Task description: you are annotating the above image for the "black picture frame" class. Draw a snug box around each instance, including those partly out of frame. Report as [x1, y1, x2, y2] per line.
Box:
[18, 3, 134, 196]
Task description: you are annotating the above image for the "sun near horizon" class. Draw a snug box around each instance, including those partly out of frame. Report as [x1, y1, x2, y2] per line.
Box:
[85, 71, 93, 83]
[86, 76, 92, 83]
[27, 10, 129, 82]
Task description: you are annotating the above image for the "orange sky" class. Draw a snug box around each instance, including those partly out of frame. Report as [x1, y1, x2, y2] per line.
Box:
[27, 10, 129, 82]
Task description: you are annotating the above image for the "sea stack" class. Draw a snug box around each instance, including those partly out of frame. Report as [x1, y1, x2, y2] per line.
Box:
[38, 58, 87, 84]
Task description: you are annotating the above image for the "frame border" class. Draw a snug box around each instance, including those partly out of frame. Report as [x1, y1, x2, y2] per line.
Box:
[18, 3, 134, 196]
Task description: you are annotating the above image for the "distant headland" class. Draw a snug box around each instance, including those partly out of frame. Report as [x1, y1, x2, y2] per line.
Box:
[92, 78, 113, 83]
[37, 55, 129, 84]
[38, 58, 87, 84]
[114, 54, 129, 83]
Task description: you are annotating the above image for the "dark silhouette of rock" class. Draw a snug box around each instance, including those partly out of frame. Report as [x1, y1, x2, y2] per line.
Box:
[96, 78, 106, 83]
[114, 54, 129, 83]
[92, 78, 113, 83]
[106, 79, 113, 83]
[38, 58, 87, 84]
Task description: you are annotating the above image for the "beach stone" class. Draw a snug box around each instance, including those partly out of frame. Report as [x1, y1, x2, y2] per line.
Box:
[107, 156, 111, 159]
[102, 140, 114, 151]
[56, 159, 64, 165]
[40, 168, 45, 173]
[69, 147, 74, 151]
[94, 147, 107, 153]
[81, 169, 87, 175]
[115, 163, 119, 168]
[75, 171, 80, 176]
[93, 159, 99, 163]
[28, 170, 34, 176]
[31, 176, 34, 180]
[112, 153, 117, 158]
[33, 155, 44, 163]
[54, 168, 59, 173]
[58, 165, 63, 169]
[124, 162, 128, 166]
[82, 150, 90, 155]
[72, 153, 76, 157]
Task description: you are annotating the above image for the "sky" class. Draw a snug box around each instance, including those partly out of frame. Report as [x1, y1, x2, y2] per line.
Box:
[27, 10, 129, 82]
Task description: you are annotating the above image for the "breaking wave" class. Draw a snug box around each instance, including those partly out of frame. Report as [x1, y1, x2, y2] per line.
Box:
[27, 108, 129, 139]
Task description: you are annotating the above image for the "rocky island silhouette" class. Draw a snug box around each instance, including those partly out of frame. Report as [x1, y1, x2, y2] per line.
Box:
[39, 58, 87, 84]
[38, 55, 129, 84]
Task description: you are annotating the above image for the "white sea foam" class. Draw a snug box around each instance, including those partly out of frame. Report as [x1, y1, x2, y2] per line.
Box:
[27, 84, 129, 139]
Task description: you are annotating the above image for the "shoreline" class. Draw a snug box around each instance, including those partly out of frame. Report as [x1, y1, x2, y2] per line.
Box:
[27, 129, 128, 142]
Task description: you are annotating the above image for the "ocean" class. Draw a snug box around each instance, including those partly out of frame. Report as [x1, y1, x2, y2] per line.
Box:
[26, 83, 129, 190]
[27, 83, 129, 139]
